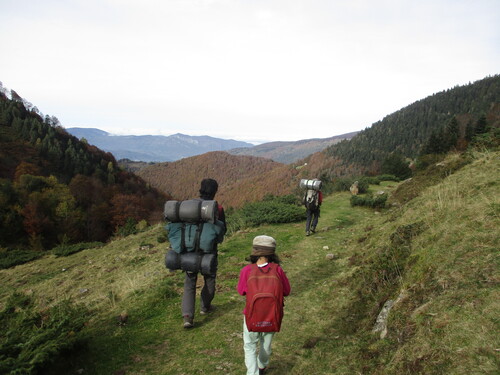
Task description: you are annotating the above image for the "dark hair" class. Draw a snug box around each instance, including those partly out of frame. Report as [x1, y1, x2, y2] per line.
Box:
[199, 178, 218, 200]
[247, 254, 281, 265]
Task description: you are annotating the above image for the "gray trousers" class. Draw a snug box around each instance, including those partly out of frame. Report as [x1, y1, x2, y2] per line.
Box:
[306, 208, 320, 232]
[181, 271, 216, 318]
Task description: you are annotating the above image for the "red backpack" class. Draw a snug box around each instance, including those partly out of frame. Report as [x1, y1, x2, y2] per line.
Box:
[245, 263, 284, 332]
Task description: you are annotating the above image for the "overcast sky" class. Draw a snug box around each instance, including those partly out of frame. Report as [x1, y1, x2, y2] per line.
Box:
[1, 0, 498, 143]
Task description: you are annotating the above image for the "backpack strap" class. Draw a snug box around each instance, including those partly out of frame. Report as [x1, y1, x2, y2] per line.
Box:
[180, 223, 186, 253]
[195, 222, 204, 253]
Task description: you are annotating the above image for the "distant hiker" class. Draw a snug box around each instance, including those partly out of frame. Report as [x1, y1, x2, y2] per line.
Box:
[301, 178, 323, 236]
[350, 181, 359, 195]
[237, 235, 291, 375]
[181, 178, 226, 328]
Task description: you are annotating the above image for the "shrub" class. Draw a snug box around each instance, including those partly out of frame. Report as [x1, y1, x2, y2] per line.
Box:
[332, 177, 355, 192]
[263, 194, 299, 205]
[0, 249, 42, 269]
[415, 153, 445, 171]
[228, 196, 305, 229]
[359, 176, 381, 185]
[350, 193, 388, 209]
[116, 217, 138, 237]
[157, 233, 168, 243]
[136, 219, 148, 232]
[0, 293, 88, 375]
[356, 178, 371, 194]
[377, 174, 399, 182]
[52, 242, 104, 257]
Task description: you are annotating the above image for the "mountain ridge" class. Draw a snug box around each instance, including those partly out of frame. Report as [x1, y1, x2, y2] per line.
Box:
[65, 127, 254, 162]
[227, 131, 359, 163]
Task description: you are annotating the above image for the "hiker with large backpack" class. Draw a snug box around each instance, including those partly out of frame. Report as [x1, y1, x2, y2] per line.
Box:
[237, 235, 291, 375]
[164, 178, 226, 328]
[301, 178, 323, 236]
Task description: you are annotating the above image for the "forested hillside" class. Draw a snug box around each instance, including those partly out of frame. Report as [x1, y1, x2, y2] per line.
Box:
[136, 151, 299, 208]
[0, 86, 167, 251]
[314, 75, 500, 177]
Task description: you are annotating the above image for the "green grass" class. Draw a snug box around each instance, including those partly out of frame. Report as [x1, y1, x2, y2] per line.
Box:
[1, 151, 498, 375]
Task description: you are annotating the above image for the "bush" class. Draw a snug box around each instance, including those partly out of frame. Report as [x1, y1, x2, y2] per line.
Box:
[0, 249, 42, 269]
[359, 176, 381, 185]
[350, 193, 388, 209]
[262, 194, 299, 205]
[356, 178, 371, 194]
[157, 233, 168, 243]
[0, 293, 88, 375]
[377, 174, 399, 182]
[52, 242, 104, 257]
[136, 219, 148, 232]
[241, 201, 305, 226]
[228, 195, 305, 230]
[116, 217, 138, 237]
[332, 177, 355, 192]
[415, 154, 445, 171]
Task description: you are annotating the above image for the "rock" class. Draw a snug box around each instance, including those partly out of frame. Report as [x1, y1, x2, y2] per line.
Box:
[373, 292, 405, 339]
[117, 312, 129, 325]
[323, 246, 329, 250]
[325, 253, 337, 260]
[372, 300, 395, 339]
[350, 181, 359, 195]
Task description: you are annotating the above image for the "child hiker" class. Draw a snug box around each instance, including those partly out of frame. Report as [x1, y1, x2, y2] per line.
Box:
[237, 235, 291, 375]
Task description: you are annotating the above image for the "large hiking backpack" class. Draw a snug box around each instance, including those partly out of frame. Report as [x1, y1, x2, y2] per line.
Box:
[164, 199, 224, 275]
[304, 189, 319, 210]
[167, 221, 223, 254]
[245, 264, 284, 332]
[300, 179, 321, 210]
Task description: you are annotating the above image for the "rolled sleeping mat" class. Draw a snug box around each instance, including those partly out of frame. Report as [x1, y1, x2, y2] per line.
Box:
[180, 252, 202, 273]
[164, 199, 217, 223]
[200, 253, 217, 276]
[299, 179, 322, 191]
[165, 249, 181, 270]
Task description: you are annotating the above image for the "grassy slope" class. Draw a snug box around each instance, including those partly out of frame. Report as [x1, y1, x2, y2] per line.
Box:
[0, 151, 498, 375]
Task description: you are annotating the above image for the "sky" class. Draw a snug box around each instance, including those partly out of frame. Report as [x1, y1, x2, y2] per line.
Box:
[0, 0, 498, 144]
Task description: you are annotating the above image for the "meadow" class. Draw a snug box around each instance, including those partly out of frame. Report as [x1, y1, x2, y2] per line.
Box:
[0, 150, 498, 375]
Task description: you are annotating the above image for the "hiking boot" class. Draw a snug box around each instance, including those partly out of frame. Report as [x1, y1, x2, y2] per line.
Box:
[200, 305, 216, 315]
[259, 367, 267, 375]
[183, 315, 193, 329]
[306, 231, 310, 236]
[311, 227, 316, 233]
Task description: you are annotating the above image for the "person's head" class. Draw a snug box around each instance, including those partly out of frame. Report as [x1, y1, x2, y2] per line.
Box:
[247, 235, 281, 264]
[199, 178, 218, 200]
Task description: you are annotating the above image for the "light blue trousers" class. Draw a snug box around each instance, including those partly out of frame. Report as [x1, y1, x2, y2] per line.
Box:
[243, 318, 275, 375]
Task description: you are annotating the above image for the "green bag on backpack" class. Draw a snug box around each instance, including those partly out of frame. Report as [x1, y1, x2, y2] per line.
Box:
[167, 220, 224, 254]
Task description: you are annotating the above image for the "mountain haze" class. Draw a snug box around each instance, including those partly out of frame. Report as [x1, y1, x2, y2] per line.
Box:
[66, 128, 253, 162]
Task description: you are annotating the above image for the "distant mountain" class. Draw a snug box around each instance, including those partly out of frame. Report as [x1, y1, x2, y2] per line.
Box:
[227, 132, 358, 164]
[65, 128, 254, 162]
